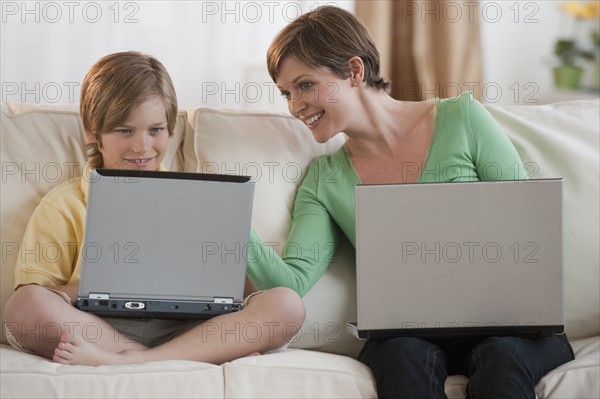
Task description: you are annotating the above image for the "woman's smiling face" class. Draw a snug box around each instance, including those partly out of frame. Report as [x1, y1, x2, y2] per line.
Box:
[276, 56, 356, 143]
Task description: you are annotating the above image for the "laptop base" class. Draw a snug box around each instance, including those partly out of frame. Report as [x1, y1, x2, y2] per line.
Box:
[347, 323, 564, 341]
[76, 298, 241, 319]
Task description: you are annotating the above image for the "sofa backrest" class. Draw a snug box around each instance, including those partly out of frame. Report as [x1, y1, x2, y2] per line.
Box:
[1, 100, 598, 353]
[486, 100, 599, 339]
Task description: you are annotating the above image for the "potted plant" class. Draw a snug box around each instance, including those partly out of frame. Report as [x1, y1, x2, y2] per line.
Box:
[592, 29, 600, 88]
[553, 39, 594, 89]
[553, 1, 598, 89]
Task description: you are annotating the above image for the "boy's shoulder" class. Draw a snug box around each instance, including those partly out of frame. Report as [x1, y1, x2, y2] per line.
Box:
[40, 176, 86, 208]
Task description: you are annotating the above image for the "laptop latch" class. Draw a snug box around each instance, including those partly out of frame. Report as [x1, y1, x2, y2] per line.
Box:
[90, 293, 109, 300]
[214, 297, 233, 304]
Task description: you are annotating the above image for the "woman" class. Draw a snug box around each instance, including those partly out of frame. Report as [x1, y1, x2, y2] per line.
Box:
[246, 6, 574, 398]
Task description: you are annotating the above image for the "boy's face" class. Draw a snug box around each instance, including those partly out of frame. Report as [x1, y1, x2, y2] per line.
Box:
[90, 96, 169, 170]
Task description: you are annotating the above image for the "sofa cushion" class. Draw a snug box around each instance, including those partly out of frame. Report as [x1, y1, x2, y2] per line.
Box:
[223, 349, 376, 398]
[0, 344, 224, 398]
[486, 100, 600, 339]
[0, 102, 188, 345]
[185, 108, 364, 356]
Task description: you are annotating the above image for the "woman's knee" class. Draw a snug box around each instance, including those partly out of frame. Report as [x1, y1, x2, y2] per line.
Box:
[470, 335, 574, 379]
[472, 336, 527, 363]
[359, 337, 448, 399]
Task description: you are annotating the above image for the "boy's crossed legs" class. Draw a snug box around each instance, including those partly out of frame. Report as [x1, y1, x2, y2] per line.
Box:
[4, 284, 304, 366]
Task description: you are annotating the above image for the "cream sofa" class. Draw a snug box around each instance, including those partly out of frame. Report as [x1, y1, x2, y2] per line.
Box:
[1, 99, 598, 398]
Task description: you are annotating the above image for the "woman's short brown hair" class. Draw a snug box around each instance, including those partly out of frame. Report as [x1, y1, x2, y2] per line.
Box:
[267, 6, 390, 93]
[80, 51, 178, 168]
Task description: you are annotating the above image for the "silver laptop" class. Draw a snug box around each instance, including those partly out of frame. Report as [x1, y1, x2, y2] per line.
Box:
[350, 179, 565, 340]
[76, 168, 255, 319]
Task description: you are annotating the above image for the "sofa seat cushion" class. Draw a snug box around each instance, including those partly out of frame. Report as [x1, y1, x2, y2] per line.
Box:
[0, 345, 224, 398]
[222, 349, 376, 398]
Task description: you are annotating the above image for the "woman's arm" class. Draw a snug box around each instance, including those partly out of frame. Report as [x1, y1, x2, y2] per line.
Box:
[246, 162, 341, 297]
[467, 98, 528, 181]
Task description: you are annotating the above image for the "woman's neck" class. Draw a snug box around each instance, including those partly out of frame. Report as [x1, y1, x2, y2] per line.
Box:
[345, 92, 435, 159]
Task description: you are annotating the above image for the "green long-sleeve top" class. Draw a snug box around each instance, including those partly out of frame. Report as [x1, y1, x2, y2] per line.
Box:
[247, 92, 528, 297]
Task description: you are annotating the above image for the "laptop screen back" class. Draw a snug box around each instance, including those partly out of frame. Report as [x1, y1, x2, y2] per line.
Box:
[355, 179, 564, 337]
[79, 169, 254, 304]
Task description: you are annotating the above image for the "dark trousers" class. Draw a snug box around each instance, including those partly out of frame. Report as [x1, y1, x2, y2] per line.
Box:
[358, 334, 574, 399]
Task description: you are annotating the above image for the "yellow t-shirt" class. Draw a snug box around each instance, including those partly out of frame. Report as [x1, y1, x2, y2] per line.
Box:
[14, 173, 89, 288]
[14, 164, 165, 289]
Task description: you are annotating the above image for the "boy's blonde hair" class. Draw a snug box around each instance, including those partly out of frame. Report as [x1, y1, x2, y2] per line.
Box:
[80, 51, 178, 168]
[267, 6, 390, 93]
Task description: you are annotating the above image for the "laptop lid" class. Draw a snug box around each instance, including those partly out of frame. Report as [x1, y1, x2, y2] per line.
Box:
[354, 179, 564, 339]
[77, 169, 255, 319]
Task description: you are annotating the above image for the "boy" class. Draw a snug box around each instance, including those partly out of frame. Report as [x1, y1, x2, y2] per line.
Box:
[4, 51, 304, 366]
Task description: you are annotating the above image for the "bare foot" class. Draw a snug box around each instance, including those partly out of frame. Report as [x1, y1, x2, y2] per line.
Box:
[53, 329, 141, 366]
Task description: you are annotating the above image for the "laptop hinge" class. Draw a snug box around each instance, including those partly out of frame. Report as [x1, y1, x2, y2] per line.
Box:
[90, 293, 109, 300]
[214, 297, 233, 304]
